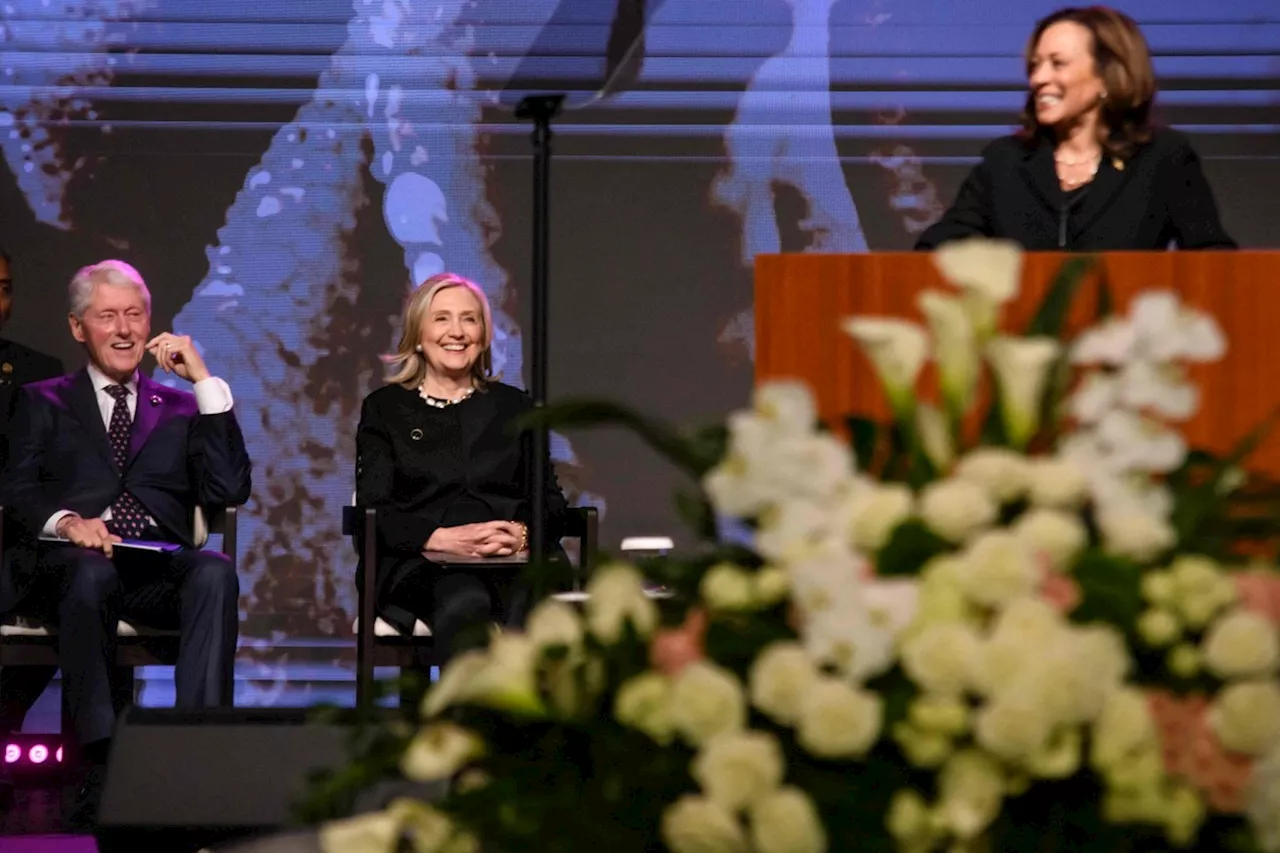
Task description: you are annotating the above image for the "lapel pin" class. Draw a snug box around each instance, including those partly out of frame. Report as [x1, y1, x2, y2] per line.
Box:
[1, 363, 11, 375]
[1112, 158, 1124, 172]
[410, 428, 424, 441]
[150, 395, 162, 406]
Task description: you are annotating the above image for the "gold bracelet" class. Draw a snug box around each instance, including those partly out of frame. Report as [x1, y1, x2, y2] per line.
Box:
[519, 524, 529, 552]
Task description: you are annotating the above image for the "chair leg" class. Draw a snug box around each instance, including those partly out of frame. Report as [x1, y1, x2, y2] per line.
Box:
[59, 683, 80, 771]
[398, 672, 419, 712]
[111, 667, 135, 717]
[356, 632, 373, 713]
[357, 509, 379, 713]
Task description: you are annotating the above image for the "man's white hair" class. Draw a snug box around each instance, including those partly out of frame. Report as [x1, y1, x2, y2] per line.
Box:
[68, 260, 152, 318]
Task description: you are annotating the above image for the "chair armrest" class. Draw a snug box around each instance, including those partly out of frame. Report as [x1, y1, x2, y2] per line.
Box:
[193, 505, 209, 548]
[565, 506, 599, 575]
[341, 505, 362, 538]
[192, 505, 238, 563]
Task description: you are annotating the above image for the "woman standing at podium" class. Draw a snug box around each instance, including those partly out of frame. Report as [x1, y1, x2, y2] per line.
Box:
[916, 6, 1235, 251]
[355, 273, 570, 663]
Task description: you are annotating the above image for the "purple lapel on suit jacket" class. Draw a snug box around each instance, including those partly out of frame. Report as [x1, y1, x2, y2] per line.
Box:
[127, 373, 166, 464]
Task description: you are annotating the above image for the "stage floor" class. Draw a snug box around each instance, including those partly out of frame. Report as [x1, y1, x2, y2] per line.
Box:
[3, 835, 97, 853]
[2, 781, 78, 840]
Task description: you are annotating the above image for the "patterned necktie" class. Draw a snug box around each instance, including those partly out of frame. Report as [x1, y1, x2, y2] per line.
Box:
[104, 384, 149, 539]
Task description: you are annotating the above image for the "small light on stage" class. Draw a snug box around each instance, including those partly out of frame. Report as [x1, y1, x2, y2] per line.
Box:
[1, 737, 67, 771]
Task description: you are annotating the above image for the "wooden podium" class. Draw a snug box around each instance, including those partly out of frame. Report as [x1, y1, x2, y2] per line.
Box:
[755, 252, 1280, 477]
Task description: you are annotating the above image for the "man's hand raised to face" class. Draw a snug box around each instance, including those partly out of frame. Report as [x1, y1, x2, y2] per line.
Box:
[146, 333, 210, 384]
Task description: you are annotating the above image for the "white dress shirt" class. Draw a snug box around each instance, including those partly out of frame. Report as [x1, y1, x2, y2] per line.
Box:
[43, 363, 236, 536]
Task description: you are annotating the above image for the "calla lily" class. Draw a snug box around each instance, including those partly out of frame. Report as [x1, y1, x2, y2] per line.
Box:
[985, 336, 1062, 449]
[842, 317, 929, 419]
[933, 239, 1024, 304]
[918, 290, 979, 420]
[932, 239, 1024, 340]
[916, 402, 955, 470]
[959, 289, 1001, 343]
[459, 633, 547, 717]
[753, 380, 819, 435]
[319, 808, 404, 853]
[401, 723, 486, 783]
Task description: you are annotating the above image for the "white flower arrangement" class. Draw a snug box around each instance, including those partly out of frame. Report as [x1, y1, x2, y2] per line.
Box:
[306, 239, 1280, 853]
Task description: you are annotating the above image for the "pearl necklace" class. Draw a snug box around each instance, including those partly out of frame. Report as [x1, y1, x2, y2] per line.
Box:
[1055, 152, 1101, 189]
[419, 383, 475, 409]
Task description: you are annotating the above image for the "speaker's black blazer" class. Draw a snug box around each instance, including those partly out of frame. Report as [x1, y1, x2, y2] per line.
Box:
[916, 128, 1236, 251]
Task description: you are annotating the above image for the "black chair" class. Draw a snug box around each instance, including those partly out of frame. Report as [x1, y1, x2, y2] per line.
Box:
[0, 505, 239, 744]
[342, 505, 598, 711]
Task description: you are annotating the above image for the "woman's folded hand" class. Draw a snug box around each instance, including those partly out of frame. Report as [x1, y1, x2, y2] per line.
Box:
[425, 521, 526, 557]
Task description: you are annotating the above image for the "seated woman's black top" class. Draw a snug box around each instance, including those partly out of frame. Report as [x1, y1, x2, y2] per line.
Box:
[355, 381, 570, 561]
[915, 128, 1236, 251]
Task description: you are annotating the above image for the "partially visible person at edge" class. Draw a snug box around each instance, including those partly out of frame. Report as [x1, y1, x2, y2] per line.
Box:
[916, 5, 1236, 251]
[355, 272, 571, 668]
[0, 244, 65, 770]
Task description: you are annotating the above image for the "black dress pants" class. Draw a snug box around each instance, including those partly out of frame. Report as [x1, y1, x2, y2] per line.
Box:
[17, 545, 238, 745]
[377, 556, 530, 669]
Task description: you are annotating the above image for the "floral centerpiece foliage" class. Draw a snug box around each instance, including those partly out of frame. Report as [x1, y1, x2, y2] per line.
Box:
[310, 240, 1280, 853]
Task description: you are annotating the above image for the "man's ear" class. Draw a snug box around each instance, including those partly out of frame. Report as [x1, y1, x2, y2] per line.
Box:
[68, 313, 86, 344]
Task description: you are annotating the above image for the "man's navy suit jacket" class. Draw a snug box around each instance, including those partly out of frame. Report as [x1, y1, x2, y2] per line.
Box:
[0, 367, 252, 614]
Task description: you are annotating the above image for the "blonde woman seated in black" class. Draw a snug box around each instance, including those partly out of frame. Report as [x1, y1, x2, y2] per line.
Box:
[355, 272, 570, 663]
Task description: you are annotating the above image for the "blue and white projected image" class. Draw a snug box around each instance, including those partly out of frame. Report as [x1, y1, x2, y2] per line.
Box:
[1, 0, 1277, 705]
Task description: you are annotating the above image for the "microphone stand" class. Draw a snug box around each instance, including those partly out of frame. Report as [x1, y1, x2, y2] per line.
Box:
[515, 93, 565, 566]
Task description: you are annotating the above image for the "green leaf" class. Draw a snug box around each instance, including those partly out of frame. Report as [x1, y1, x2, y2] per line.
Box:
[518, 399, 719, 479]
[1172, 403, 1280, 543]
[1024, 255, 1098, 338]
[684, 423, 730, 475]
[875, 520, 950, 577]
[905, 446, 936, 491]
[674, 487, 718, 542]
[1070, 550, 1144, 630]
[1095, 268, 1114, 319]
[846, 415, 881, 472]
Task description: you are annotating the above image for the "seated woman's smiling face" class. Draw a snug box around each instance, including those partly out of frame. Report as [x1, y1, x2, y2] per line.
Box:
[422, 285, 485, 378]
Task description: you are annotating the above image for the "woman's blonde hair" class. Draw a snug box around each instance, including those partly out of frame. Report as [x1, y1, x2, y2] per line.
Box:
[382, 272, 495, 390]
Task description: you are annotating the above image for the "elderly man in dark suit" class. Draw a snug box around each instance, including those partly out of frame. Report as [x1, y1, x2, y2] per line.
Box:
[0, 259, 251, 823]
[0, 244, 66, 782]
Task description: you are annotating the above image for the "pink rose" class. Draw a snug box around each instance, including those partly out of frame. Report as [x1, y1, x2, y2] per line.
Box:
[1032, 551, 1080, 614]
[1146, 689, 1253, 813]
[1038, 568, 1081, 614]
[1233, 570, 1280, 626]
[649, 608, 708, 676]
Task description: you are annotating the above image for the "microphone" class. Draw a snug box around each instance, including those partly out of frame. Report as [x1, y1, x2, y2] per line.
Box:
[1057, 184, 1092, 249]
